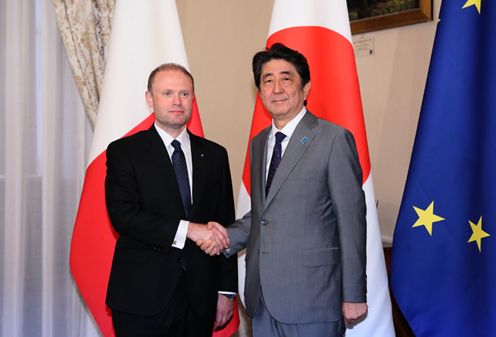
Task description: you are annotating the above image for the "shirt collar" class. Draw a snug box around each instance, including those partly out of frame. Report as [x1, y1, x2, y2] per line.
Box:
[154, 123, 190, 148]
[270, 107, 307, 140]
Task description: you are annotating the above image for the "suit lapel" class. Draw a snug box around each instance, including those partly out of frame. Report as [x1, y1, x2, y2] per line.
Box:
[144, 125, 174, 173]
[251, 128, 270, 205]
[264, 112, 318, 207]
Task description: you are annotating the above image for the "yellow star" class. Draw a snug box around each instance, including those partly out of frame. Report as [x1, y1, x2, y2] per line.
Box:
[468, 216, 490, 252]
[463, 0, 481, 14]
[412, 201, 445, 236]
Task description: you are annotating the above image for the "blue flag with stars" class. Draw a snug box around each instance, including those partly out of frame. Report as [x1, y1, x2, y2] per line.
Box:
[391, 1, 496, 336]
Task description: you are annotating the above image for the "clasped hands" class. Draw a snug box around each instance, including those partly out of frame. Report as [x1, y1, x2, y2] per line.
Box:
[188, 221, 229, 256]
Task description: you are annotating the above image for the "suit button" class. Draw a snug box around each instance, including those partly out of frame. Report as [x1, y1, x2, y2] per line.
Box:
[153, 246, 161, 252]
[177, 257, 187, 271]
[261, 219, 268, 226]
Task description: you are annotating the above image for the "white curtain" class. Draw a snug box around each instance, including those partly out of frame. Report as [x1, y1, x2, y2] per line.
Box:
[0, 0, 101, 336]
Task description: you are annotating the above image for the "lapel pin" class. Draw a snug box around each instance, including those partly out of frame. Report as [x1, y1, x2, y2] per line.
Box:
[300, 136, 308, 144]
[201, 153, 204, 157]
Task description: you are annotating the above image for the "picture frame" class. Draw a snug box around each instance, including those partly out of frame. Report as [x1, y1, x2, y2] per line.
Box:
[348, 0, 433, 34]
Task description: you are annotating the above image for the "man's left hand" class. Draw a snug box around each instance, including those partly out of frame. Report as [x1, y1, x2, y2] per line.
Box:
[214, 294, 234, 330]
[342, 302, 368, 326]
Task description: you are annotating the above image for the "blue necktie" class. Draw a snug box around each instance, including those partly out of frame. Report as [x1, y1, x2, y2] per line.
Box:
[171, 140, 191, 217]
[266, 132, 286, 196]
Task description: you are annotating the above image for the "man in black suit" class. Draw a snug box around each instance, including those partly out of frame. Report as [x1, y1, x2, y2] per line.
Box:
[105, 63, 237, 337]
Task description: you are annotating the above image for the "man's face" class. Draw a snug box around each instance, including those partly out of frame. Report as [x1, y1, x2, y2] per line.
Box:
[146, 69, 194, 136]
[259, 59, 310, 128]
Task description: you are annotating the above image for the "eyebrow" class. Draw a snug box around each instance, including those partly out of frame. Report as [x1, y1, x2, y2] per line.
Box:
[261, 73, 274, 80]
[262, 70, 292, 79]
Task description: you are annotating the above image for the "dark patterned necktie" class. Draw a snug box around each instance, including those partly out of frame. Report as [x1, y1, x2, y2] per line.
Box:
[266, 132, 286, 196]
[171, 140, 191, 217]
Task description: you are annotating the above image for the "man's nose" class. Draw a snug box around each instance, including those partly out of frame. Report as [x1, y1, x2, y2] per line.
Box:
[172, 94, 181, 104]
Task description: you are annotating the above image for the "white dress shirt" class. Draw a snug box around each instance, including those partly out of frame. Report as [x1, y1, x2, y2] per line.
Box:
[265, 107, 307, 178]
[154, 123, 191, 249]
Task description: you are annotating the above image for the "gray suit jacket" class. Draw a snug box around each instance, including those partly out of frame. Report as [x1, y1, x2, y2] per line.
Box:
[226, 111, 367, 324]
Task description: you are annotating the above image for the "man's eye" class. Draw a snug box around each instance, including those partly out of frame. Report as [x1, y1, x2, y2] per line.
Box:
[180, 92, 190, 98]
[163, 91, 173, 97]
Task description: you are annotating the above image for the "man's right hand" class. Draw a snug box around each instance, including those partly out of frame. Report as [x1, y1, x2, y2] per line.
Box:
[188, 222, 229, 256]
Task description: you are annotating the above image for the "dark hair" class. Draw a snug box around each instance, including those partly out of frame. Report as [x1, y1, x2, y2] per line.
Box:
[252, 43, 310, 90]
[147, 63, 195, 93]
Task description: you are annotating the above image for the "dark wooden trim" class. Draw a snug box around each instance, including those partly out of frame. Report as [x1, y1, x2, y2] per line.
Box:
[350, 0, 432, 34]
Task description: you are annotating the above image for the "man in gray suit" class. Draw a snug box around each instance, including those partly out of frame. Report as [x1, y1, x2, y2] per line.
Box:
[202, 43, 368, 337]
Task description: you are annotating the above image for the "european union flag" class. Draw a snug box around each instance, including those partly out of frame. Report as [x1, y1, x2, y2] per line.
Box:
[391, 1, 496, 336]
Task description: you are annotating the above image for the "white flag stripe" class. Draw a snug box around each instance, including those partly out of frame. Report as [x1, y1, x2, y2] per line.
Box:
[89, 0, 190, 163]
[235, 183, 251, 220]
[235, 184, 251, 305]
[268, 0, 352, 43]
[355, 176, 395, 336]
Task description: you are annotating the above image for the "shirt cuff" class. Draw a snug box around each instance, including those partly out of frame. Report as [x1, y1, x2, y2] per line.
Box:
[172, 220, 189, 249]
[218, 291, 237, 298]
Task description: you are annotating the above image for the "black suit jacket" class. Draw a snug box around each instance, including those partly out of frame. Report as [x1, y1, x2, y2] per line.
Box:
[105, 125, 237, 317]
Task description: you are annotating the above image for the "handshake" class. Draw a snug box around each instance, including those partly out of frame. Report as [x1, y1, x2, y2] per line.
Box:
[187, 221, 230, 256]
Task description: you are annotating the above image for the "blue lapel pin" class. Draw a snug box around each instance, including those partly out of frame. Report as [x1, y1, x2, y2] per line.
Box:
[300, 136, 309, 144]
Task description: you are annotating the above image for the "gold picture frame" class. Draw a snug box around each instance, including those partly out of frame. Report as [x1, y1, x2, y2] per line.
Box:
[348, 0, 433, 34]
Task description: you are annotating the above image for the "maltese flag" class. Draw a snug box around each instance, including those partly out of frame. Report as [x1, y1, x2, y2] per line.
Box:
[70, 1, 238, 336]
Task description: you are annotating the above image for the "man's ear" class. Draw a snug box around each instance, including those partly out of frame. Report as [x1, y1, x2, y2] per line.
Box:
[303, 81, 311, 99]
[145, 91, 153, 109]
